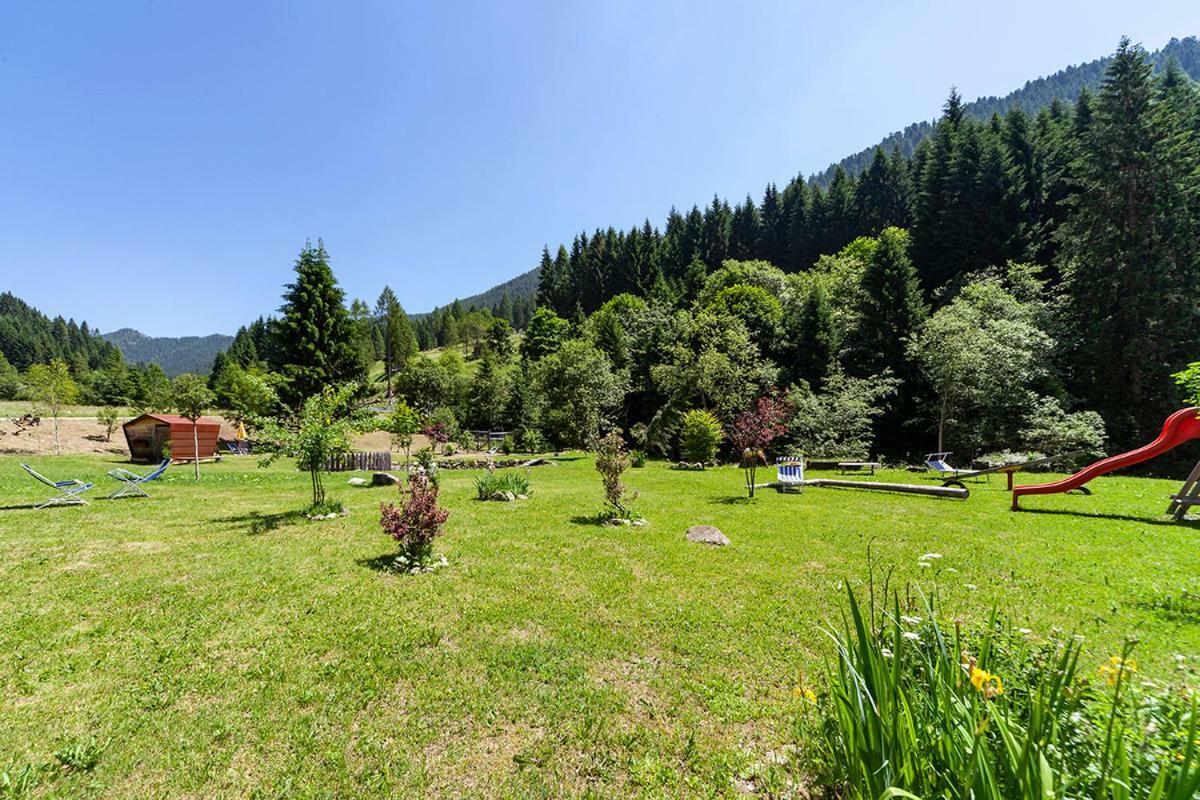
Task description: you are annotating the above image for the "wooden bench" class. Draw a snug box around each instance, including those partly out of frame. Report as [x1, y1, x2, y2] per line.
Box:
[838, 461, 881, 475]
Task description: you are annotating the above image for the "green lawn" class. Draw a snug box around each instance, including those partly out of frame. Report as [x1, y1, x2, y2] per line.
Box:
[1, 455, 1197, 798]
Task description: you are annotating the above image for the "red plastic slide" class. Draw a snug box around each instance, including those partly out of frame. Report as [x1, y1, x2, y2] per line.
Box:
[1011, 407, 1200, 510]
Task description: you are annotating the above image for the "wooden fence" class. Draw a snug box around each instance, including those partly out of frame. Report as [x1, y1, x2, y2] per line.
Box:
[323, 451, 393, 472]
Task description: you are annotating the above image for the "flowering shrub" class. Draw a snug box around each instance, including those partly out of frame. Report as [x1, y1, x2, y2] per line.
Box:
[728, 393, 792, 496]
[595, 430, 637, 518]
[798, 579, 1200, 799]
[379, 472, 449, 566]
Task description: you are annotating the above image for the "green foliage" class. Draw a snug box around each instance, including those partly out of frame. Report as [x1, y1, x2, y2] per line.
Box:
[704, 284, 783, 350]
[1173, 361, 1200, 408]
[474, 468, 531, 500]
[807, 580, 1200, 800]
[273, 240, 366, 407]
[1018, 396, 1107, 463]
[96, 406, 121, 442]
[652, 311, 778, 424]
[1060, 39, 1200, 451]
[382, 401, 422, 464]
[394, 353, 466, 416]
[0, 352, 18, 400]
[785, 369, 899, 459]
[909, 275, 1053, 452]
[254, 383, 374, 507]
[25, 358, 79, 455]
[376, 286, 417, 398]
[215, 364, 280, 424]
[531, 339, 627, 449]
[413, 446, 439, 488]
[594, 430, 636, 518]
[520, 307, 571, 361]
[172, 373, 216, 480]
[678, 409, 723, 466]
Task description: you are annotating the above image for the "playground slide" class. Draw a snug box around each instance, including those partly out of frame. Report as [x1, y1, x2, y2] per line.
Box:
[1011, 407, 1200, 510]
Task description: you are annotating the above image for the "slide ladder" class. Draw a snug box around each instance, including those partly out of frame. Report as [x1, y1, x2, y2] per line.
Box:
[1011, 407, 1200, 510]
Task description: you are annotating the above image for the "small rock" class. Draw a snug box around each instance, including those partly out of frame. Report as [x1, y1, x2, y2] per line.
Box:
[515, 493, 528, 501]
[686, 524, 729, 546]
[504, 491, 516, 502]
[372, 472, 400, 486]
[348, 477, 368, 486]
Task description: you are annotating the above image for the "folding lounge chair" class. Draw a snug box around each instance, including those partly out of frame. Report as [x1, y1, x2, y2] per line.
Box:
[21, 463, 94, 508]
[775, 455, 806, 492]
[924, 452, 961, 477]
[106, 458, 170, 499]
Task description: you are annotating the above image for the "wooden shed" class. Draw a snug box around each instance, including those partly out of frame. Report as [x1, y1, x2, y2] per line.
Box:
[122, 414, 222, 464]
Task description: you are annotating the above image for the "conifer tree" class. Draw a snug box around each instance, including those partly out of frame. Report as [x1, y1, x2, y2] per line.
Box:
[274, 240, 363, 407]
[1059, 39, 1200, 449]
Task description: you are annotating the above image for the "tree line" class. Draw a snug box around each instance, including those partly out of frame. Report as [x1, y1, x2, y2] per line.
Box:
[521, 40, 1200, 458]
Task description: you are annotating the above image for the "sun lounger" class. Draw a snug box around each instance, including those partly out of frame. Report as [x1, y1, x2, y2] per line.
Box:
[21, 463, 94, 508]
[106, 458, 171, 499]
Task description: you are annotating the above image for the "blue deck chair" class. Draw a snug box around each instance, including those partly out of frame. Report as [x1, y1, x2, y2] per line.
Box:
[21, 463, 94, 508]
[776, 455, 806, 492]
[106, 458, 170, 499]
[924, 452, 961, 477]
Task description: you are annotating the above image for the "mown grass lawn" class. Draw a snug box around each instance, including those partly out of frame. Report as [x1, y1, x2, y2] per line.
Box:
[1, 454, 1197, 798]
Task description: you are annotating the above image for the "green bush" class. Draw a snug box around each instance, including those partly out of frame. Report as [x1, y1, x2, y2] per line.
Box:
[802, 581, 1200, 800]
[1019, 396, 1106, 466]
[475, 469, 531, 500]
[678, 409, 723, 466]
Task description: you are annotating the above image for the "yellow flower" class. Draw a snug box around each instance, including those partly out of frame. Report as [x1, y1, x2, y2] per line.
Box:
[1098, 656, 1137, 687]
[970, 666, 1004, 699]
[792, 685, 816, 703]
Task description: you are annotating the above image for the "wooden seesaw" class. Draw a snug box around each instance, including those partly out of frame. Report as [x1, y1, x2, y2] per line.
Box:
[760, 457, 969, 499]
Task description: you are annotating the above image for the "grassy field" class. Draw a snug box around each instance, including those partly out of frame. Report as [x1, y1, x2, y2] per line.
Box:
[1, 454, 1197, 798]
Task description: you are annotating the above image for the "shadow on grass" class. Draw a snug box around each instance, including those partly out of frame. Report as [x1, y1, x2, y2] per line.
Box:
[357, 553, 403, 572]
[570, 512, 615, 526]
[1017, 507, 1200, 528]
[0, 502, 42, 511]
[216, 509, 307, 535]
[710, 495, 754, 505]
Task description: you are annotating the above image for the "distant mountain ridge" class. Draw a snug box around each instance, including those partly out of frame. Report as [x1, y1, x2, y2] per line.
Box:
[451, 35, 1200, 307]
[102, 328, 232, 376]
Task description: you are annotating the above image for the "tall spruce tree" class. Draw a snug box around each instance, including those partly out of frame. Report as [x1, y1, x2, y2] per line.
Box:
[845, 227, 928, 456]
[274, 240, 363, 407]
[1059, 39, 1200, 449]
[376, 286, 417, 400]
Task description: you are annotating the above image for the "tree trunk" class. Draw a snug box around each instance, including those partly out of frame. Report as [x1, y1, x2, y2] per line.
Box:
[937, 396, 947, 453]
[192, 422, 200, 480]
[53, 411, 61, 456]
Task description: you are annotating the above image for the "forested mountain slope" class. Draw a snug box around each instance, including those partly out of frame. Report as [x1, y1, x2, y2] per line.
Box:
[101, 328, 233, 376]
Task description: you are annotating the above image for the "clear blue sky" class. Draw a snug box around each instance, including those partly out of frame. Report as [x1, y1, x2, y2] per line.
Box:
[1, 1, 1195, 336]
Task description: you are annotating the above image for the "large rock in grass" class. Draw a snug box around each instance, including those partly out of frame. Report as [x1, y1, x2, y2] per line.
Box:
[372, 472, 400, 486]
[686, 525, 729, 546]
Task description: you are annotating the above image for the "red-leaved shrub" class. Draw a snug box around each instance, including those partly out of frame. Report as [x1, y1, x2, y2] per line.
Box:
[380, 472, 450, 563]
[728, 393, 793, 496]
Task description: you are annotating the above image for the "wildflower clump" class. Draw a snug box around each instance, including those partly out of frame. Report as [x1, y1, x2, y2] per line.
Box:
[1097, 654, 1137, 687]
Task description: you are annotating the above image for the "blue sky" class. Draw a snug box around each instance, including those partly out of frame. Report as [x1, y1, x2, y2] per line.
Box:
[1, 1, 1195, 336]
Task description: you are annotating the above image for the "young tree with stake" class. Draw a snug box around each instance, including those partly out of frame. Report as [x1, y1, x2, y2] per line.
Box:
[172, 374, 215, 480]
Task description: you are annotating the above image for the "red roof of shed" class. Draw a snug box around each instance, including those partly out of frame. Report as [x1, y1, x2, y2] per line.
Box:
[124, 413, 222, 428]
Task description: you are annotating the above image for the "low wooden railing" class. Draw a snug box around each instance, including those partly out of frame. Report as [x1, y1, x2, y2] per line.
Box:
[323, 451, 392, 472]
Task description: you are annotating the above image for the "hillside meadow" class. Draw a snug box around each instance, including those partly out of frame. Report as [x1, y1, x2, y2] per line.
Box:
[1, 454, 1197, 797]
